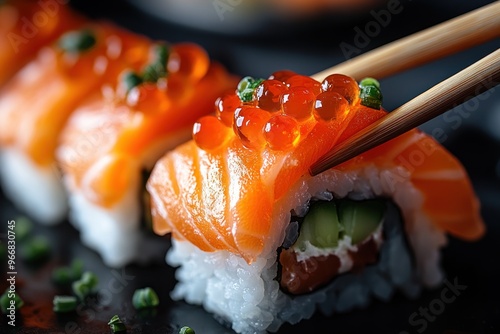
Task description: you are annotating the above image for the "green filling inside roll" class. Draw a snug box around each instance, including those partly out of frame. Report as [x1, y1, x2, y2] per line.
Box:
[293, 198, 386, 251]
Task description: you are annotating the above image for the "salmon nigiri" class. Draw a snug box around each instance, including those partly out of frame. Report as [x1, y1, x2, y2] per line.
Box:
[0, 0, 84, 87]
[0, 23, 152, 224]
[147, 72, 484, 334]
[56, 42, 238, 266]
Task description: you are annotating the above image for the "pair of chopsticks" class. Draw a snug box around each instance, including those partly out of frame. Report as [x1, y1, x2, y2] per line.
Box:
[309, 1, 500, 176]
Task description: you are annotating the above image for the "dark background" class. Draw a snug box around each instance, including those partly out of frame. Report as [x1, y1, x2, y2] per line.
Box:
[1, 0, 499, 333]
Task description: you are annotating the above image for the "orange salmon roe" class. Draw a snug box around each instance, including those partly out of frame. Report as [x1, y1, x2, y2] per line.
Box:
[285, 75, 321, 95]
[264, 115, 300, 150]
[321, 74, 360, 105]
[127, 83, 171, 113]
[168, 43, 209, 82]
[216, 93, 241, 127]
[255, 79, 288, 112]
[193, 115, 231, 150]
[313, 91, 349, 121]
[268, 70, 296, 83]
[281, 86, 315, 121]
[234, 106, 270, 148]
[193, 71, 360, 152]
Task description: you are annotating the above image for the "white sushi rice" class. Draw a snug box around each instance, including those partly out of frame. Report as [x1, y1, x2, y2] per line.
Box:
[67, 183, 143, 267]
[61, 130, 191, 267]
[167, 163, 447, 334]
[0, 148, 67, 225]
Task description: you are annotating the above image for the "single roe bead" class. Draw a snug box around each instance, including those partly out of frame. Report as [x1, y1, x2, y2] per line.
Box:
[216, 93, 241, 127]
[127, 83, 170, 112]
[264, 115, 300, 151]
[321, 74, 360, 104]
[233, 106, 270, 148]
[313, 91, 349, 122]
[254, 80, 288, 113]
[281, 86, 315, 121]
[193, 116, 230, 150]
[285, 75, 321, 96]
[268, 70, 296, 83]
[168, 43, 209, 82]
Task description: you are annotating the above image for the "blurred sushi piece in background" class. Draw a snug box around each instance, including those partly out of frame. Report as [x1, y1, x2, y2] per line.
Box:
[0, 0, 84, 87]
[56, 42, 237, 266]
[0, 22, 152, 224]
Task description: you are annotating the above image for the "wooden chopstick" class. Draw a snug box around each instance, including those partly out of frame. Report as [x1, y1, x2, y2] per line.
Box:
[309, 48, 500, 176]
[311, 1, 500, 82]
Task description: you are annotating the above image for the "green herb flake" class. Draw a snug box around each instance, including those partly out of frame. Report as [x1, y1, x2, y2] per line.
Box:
[142, 63, 165, 83]
[179, 326, 196, 334]
[132, 287, 159, 310]
[20, 236, 50, 263]
[0, 289, 24, 314]
[72, 271, 98, 300]
[15, 216, 33, 242]
[359, 77, 383, 110]
[53, 295, 77, 313]
[141, 43, 169, 83]
[52, 259, 84, 285]
[59, 29, 97, 53]
[359, 77, 380, 89]
[122, 71, 143, 92]
[237, 76, 264, 103]
[155, 43, 169, 69]
[108, 315, 127, 332]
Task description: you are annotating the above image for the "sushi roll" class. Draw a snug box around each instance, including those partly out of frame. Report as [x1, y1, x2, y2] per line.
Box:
[147, 72, 485, 333]
[0, 22, 151, 224]
[56, 42, 238, 266]
[0, 0, 84, 87]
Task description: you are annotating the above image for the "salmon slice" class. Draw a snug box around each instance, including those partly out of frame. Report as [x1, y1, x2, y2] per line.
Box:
[147, 73, 485, 263]
[0, 23, 152, 166]
[0, 0, 84, 87]
[57, 43, 238, 208]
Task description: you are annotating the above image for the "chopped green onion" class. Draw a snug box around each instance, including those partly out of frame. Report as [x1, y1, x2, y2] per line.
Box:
[108, 315, 127, 332]
[142, 63, 165, 83]
[72, 271, 98, 300]
[0, 289, 24, 314]
[179, 326, 195, 334]
[52, 259, 84, 285]
[132, 287, 159, 310]
[122, 71, 143, 92]
[359, 77, 380, 89]
[154, 43, 169, 69]
[15, 216, 33, 242]
[53, 295, 77, 313]
[20, 236, 50, 263]
[359, 77, 383, 110]
[59, 29, 97, 53]
[237, 76, 264, 102]
[142, 43, 169, 83]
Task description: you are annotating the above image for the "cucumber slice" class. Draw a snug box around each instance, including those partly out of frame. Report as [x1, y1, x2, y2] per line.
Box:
[294, 201, 340, 250]
[338, 199, 385, 244]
